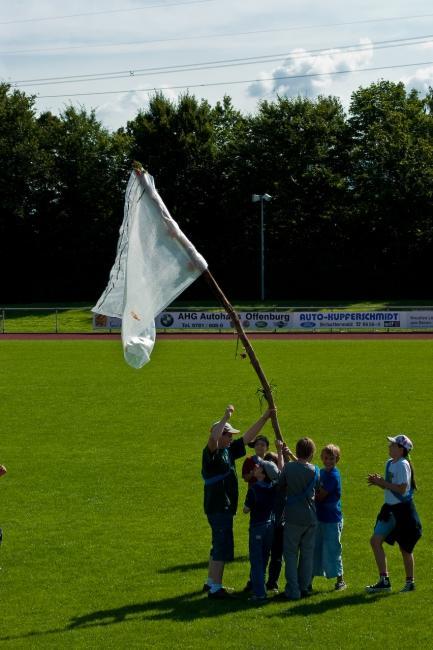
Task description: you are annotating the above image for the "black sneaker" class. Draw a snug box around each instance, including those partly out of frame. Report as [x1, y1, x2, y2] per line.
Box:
[400, 581, 415, 592]
[208, 587, 235, 599]
[335, 580, 347, 591]
[366, 578, 391, 593]
[266, 582, 279, 593]
[202, 583, 211, 593]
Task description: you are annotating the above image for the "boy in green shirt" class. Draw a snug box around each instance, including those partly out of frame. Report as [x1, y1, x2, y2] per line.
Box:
[202, 405, 274, 599]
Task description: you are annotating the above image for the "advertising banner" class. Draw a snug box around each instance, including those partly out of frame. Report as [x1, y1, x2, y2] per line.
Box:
[155, 311, 292, 330]
[93, 310, 433, 331]
[292, 311, 402, 329]
[93, 314, 122, 329]
[93, 311, 291, 330]
[402, 311, 433, 329]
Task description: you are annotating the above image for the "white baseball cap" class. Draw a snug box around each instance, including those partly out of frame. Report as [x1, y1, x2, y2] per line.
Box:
[210, 421, 240, 435]
[387, 434, 413, 451]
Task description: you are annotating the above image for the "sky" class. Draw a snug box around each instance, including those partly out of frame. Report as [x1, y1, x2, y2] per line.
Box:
[1, 0, 433, 131]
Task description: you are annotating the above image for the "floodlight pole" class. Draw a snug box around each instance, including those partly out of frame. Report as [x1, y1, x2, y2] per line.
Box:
[203, 268, 295, 459]
[252, 194, 272, 301]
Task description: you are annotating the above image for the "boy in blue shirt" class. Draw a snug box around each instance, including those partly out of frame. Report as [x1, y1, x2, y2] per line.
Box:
[243, 458, 280, 600]
[313, 444, 346, 590]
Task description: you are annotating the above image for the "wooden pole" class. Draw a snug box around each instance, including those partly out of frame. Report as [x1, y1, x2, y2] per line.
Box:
[203, 269, 296, 460]
[131, 162, 296, 460]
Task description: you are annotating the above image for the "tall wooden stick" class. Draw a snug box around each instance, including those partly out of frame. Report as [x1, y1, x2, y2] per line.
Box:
[203, 269, 296, 460]
[131, 162, 296, 459]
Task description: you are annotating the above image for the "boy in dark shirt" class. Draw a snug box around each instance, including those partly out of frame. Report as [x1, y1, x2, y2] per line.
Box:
[243, 459, 279, 600]
[202, 405, 274, 599]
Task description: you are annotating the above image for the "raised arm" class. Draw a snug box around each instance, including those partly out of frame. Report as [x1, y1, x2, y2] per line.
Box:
[275, 439, 284, 471]
[242, 409, 274, 446]
[207, 404, 235, 452]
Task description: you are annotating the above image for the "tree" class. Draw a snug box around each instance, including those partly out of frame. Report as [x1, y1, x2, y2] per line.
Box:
[348, 80, 433, 296]
[0, 84, 43, 301]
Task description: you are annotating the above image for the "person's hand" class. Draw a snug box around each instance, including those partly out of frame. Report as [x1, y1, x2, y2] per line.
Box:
[225, 405, 235, 418]
[367, 473, 383, 487]
[275, 439, 284, 451]
[0, 465, 7, 477]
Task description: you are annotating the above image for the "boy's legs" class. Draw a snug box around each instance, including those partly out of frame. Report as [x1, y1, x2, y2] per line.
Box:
[312, 521, 324, 579]
[297, 524, 316, 594]
[400, 547, 414, 579]
[206, 512, 234, 595]
[267, 522, 284, 589]
[283, 523, 303, 599]
[208, 560, 224, 585]
[370, 534, 388, 575]
[322, 522, 344, 579]
[249, 523, 268, 598]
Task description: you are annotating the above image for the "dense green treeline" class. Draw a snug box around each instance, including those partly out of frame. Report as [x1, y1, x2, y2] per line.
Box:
[1, 80, 433, 302]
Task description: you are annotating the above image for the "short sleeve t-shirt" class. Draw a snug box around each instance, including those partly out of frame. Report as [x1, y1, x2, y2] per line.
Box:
[245, 481, 276, 526]
[279, 461, 319, 526]
[384, 458, 412, 505]
[316, 467, 342, 523]
[202, 437, 246, 515]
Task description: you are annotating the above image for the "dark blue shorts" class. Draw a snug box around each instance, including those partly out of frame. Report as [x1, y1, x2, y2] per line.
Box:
[207, 512, 234, 562]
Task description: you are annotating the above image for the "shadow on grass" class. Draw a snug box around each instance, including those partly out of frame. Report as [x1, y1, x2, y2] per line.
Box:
[0, 589, 264, 642]
[68, 589, 265, 628]
[267, 591, 397, 618]
[0, 590, 396, 642]
[158, 555, 248, 574]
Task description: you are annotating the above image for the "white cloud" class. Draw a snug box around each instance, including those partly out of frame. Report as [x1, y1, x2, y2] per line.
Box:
[247, 38, 374, 100]
[403, 66, 433, 94]
[418, 40, 433, 50]
[94, 86, 179, 130]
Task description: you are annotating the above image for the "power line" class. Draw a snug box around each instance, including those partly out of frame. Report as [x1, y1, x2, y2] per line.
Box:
[2, 10, 433, 55]
[11, 33, 433, 87]
[0, 0, 215, 26]
[35, 60, 433, 99]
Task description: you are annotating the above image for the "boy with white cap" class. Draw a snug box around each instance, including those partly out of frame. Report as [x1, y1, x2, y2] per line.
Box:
[202, 404, 274, 599]
[366, 434, 422, 593]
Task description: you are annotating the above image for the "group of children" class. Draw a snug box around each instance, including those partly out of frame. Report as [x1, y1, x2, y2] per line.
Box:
[241, 433, 421, 601]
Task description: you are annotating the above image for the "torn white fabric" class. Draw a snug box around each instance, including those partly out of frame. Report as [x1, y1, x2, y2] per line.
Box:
[92, 170, 207, 368]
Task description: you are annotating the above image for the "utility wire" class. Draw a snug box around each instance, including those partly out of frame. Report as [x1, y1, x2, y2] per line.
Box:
[36, 60, 433, 99]
[0, 0, 215, 26]
[11, 33, 433, 86]
[2, 10, 433, 54]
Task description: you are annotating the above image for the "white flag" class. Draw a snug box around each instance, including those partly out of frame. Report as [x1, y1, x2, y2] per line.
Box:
[92, 170, 207, 368]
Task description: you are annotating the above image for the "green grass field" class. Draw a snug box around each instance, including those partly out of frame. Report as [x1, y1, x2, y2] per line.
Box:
[0, 338, 432, 648]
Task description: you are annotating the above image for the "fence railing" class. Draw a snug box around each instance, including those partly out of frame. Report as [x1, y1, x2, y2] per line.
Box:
[2, 306, 433, 334]
[0, 307, 94, 334]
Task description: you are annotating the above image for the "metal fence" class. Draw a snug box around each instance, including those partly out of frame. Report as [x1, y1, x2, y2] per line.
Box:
[0, 307, 94, 334]
[2, 306, 433, 334]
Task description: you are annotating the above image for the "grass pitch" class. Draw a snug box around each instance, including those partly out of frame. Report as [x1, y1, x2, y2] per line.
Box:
[0, 338, 432, 648]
